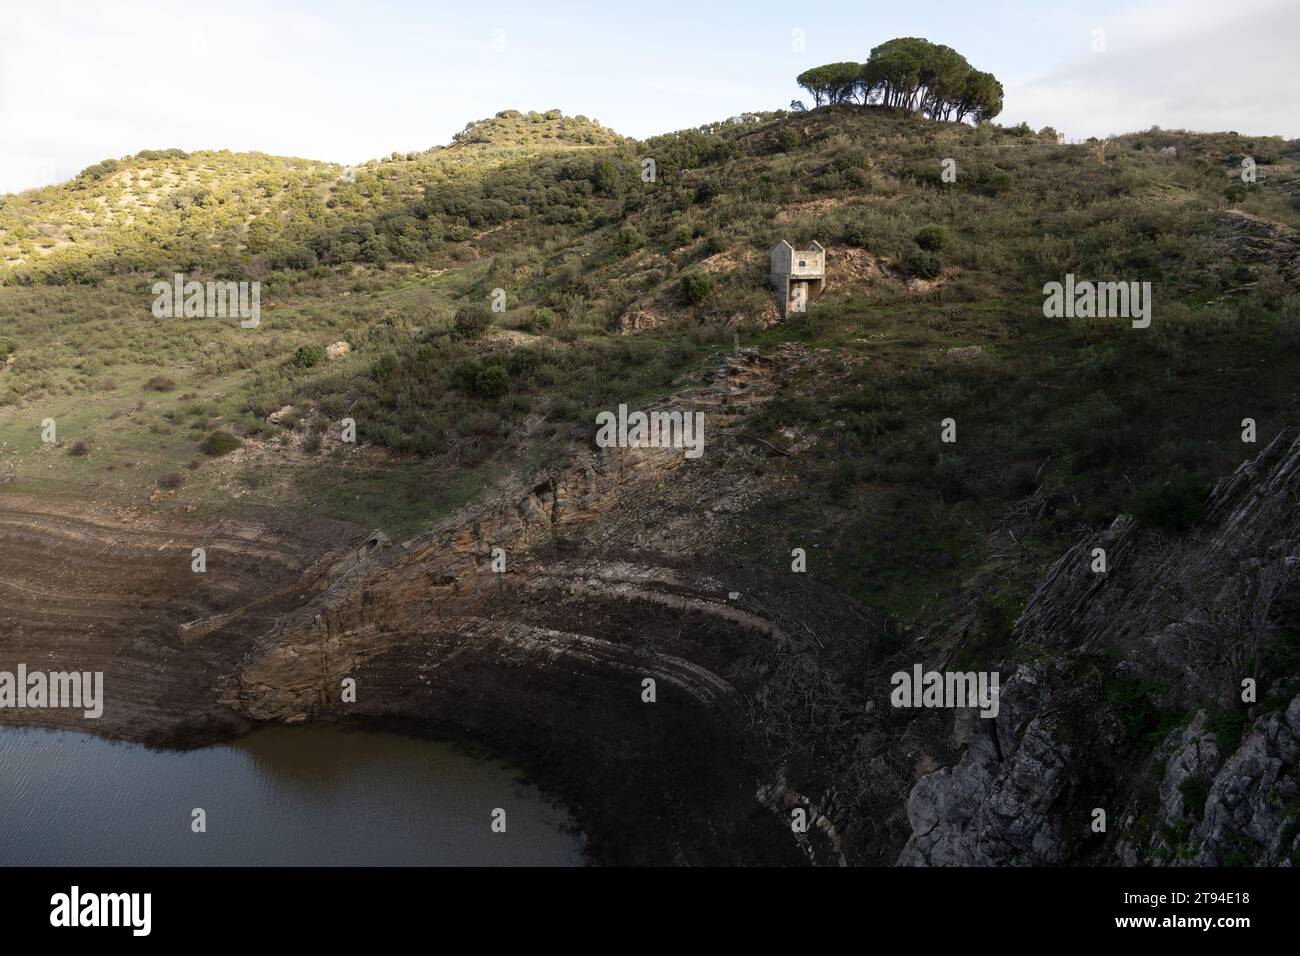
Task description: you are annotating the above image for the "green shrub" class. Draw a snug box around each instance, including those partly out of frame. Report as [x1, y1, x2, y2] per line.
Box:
[1104, 676, 1167, 741]
[450, 359, 510, 399]
[693, 178, 721, 204]
[611, 225, 642, 257]
[453, 304, 494, 340]
[914, 225, 947, 252]
[450, 359, 480, 393]
[521, 307, 555, 333]
[1206, 711, 1249, 753]
[593, 159, 624, 196]
[200, 430, 242, 456]
[78, 159, 119, 181]
[777, 127, 801, 152]
[905, 251, 942, 279]
[976, 170, 1014, 196]
[292, 344, 326, 368]
[680, 272, 714, 305]
[507, 349, 541, 376]
[474, 364, 510, 399]
[841, 222, 872, 247]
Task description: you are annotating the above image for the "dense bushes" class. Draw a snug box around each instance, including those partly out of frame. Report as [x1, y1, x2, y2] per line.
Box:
[973, 168, 1014, 196]
[291, 314, 697, 461]
[680, 272, 714, 305]
[905, 251, 942, 279]
[841, 222, 872, 247]
[473, 364, 510, 399]
[452, 304, 494, 340]
[291, 344, 326, 368]
[2, 113, 642, 286]
[914, 225, 947, 251]
[611, 225, 642, 257]
[520, 307, 555, 333]
[77, 159, 120, 181]
[451, 359, 509, 399]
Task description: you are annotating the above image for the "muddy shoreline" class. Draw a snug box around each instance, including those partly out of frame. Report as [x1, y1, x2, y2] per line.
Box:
[0, 477, 810, 866]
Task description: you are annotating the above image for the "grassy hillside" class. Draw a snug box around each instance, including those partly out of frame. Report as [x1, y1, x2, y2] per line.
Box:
[2, 103, 1298, 628]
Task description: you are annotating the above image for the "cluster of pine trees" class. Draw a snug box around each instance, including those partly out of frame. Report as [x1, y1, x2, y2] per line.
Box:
[796, 37, 1003, 124]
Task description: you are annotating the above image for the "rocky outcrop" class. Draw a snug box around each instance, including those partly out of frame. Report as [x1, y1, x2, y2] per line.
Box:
[898, 664, 1081, 865]
[900, 429, 1300, 866]
[1215, 210, 1300, 286]
[1189, 694, 1300, 864]
[613, 309, 662, 335]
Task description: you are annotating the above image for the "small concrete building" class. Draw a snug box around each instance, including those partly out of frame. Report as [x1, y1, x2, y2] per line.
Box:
[771, 240, 825, 316]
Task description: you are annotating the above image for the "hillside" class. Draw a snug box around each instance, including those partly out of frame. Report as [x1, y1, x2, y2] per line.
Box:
[1, 103, 1298, 865]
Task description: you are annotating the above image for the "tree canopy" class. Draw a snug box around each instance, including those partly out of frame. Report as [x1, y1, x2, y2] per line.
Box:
[796, 38, 1003, 124]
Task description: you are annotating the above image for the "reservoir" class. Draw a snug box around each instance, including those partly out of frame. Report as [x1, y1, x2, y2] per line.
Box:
[0, 724, 584, 866]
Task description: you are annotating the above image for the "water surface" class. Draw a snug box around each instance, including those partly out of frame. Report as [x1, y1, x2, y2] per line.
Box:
[0, 725, 584, 866]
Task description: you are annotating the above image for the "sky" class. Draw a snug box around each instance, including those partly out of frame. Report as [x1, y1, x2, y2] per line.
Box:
[1, 0, 1297, 195]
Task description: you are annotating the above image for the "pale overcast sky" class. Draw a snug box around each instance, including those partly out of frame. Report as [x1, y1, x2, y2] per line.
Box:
[1, 0, 1296, 195]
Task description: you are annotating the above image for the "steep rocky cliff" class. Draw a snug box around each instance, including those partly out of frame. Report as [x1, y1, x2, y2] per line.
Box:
[900, 429, 1300, 866]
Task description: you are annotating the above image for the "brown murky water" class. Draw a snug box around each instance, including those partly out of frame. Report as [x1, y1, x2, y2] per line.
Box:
[0, 725, 584, 865]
